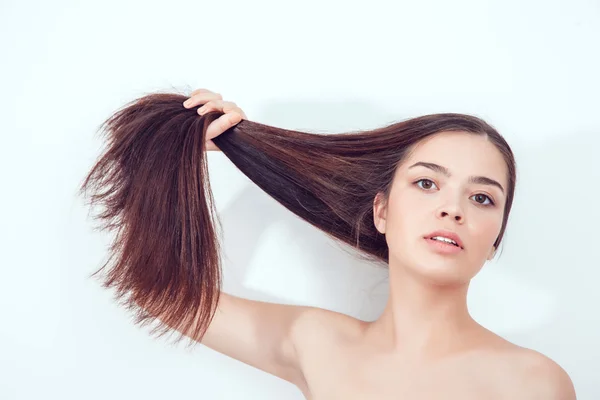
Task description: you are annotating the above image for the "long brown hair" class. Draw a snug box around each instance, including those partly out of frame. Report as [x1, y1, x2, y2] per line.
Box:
[79, 91, 517, 349]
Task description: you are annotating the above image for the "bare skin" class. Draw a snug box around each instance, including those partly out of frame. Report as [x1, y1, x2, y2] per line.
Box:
[182, 89, 575, 399]
[291, 309, 551, 400]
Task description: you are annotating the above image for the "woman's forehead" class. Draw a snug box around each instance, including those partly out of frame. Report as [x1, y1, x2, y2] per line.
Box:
[399, 133, 508, 187]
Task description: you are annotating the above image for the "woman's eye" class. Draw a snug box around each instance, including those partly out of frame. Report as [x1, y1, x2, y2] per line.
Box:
[414, 179, 495, 207]
[471, 193, 495, 206]
[415, 178, 437, 190]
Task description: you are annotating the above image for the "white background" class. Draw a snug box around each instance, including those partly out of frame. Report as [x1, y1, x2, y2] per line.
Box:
[1, 0, 599, 398]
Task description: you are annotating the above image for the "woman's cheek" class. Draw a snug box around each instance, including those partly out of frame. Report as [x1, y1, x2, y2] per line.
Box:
[474, 215, 502, 248]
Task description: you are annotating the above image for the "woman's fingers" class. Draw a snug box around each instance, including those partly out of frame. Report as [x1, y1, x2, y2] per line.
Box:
[205, 112, 244, 141]
[197, 100, 247, 119]
[183, 91, 223, 108]
[190, 88, 214, 96]
[182, 89, 247, 152]
[183, 91, 247, 120]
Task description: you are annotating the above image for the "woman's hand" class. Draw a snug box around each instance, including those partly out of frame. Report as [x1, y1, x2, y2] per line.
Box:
[183, 89, 247, 151]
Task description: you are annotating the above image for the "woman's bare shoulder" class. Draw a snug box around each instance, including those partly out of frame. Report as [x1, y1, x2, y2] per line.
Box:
[293, 306, 365, 343]
[466, 328, 575, 398]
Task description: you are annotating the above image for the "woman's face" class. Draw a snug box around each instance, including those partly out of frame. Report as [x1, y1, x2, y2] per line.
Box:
[373, 131, 509, 284]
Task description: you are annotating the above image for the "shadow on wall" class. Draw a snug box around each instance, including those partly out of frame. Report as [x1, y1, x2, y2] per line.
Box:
[210, 98, 394, 321]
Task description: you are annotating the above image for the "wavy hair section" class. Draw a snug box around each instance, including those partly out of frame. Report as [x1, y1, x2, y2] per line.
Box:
[79, 91, 517, 349]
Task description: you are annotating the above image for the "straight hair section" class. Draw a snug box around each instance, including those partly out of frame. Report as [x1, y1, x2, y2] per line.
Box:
[79, 91, 517, 349]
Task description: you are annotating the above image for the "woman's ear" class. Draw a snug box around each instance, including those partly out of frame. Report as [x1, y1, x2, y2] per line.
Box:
[373, 192, 387, 234]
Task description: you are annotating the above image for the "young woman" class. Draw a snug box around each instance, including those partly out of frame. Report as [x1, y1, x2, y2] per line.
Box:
[80, 88, 576, 399]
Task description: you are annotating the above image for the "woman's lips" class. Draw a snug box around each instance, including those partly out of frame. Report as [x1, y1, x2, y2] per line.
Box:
[424, 237, 463, 255]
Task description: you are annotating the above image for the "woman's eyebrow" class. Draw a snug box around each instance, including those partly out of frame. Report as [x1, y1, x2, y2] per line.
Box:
[408, 161, 505, 195]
